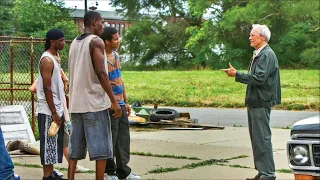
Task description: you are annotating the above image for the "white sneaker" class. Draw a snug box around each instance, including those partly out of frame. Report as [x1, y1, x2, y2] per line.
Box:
[121, 173, 141, 180]
[75, 165, 90, 173]
[104, 174, 119, 180]
[53, 169, 64, 177]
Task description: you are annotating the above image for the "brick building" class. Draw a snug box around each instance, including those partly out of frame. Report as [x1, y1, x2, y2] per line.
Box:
[70, 9, 131, 36]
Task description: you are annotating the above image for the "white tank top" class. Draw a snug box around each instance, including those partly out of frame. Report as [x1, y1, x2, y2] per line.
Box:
[68, 34, 111, 113]
[36, 52, 65, 116]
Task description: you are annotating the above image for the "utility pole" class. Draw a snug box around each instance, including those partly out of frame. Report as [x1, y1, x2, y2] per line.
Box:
[85, 0, 88, 13]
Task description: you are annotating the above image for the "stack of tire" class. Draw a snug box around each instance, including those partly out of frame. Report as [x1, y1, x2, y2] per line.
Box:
[149, 108, 179, 122]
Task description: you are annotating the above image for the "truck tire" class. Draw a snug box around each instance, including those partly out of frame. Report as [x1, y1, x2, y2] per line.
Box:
[149, 108, 179, 122]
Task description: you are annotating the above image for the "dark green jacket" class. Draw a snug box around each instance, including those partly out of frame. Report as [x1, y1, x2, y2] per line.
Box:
[235, 44, 281, 108]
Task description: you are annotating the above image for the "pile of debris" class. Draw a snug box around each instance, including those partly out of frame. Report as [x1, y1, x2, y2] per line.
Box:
[129, 104, 224, 130]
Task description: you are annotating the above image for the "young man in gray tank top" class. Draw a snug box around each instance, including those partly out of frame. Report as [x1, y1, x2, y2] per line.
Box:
[67, 11, 122, 180]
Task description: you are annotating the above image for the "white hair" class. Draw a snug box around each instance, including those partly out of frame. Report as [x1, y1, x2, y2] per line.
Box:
[252, 24, 271, 42]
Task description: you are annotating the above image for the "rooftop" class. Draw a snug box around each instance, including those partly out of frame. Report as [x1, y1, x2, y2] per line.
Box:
[70, 9, 127, 21]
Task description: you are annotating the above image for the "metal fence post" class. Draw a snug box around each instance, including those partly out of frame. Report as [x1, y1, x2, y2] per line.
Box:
[30, 37, 35, 133]
[9, 40, 13, 105]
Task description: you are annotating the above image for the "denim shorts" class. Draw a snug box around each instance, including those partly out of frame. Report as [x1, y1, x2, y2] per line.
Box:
[69, 109, 113, 161]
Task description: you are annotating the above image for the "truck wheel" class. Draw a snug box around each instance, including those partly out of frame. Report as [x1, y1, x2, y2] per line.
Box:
[149, 108, 179, 122]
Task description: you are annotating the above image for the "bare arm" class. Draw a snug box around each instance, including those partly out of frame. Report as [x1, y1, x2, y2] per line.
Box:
[90, 37, 122, 118]
[119, 55, 130, 116]
[122, 81, 131, 116]
[40, 57, 61, 125]
[29, 81, 37, 94]
[60, 68, 69, 93]
[119, 56, 128, 104]
[122, 81, 128, 104]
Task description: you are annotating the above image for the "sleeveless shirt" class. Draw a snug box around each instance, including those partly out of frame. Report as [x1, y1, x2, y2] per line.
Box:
[68, 35, 111, 113]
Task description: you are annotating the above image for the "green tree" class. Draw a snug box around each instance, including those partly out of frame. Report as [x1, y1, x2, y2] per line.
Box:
[123, 18, 193, 68]
[111, 0, 202, 68]
[0, 0, 14, 35]
[273, 1, 319, 68]
[30, 20, 78, 40]
[12, 0, 78, 39]
[186, 0, 319, 69]
[111, 0, 319, 69]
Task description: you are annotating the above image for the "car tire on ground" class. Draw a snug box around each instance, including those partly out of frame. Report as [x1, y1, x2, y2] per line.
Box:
[149, 108, 179, 122]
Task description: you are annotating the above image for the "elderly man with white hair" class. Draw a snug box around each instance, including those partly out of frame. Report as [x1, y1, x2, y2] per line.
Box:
[221, 24, 281, 180]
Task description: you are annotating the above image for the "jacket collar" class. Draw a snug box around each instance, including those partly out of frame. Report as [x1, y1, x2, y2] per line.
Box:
[254, 44, 270, 58]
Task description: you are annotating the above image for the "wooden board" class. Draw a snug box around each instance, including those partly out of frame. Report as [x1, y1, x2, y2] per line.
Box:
[149, 121, 224, 130]
[164, 127, 204, 130]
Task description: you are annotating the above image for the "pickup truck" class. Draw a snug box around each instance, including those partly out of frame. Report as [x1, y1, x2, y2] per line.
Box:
[287, 115, 320, 180]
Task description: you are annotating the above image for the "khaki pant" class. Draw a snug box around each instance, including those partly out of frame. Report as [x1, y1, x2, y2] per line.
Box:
[247, 107, 276, 179]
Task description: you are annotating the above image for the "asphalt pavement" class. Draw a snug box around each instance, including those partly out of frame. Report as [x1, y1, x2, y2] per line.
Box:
[161, 107, 319, 128]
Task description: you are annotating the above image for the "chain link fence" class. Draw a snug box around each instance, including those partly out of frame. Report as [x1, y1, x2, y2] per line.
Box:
[0, 36, 71, 135]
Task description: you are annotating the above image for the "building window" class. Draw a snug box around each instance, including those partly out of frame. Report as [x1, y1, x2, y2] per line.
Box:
[115, 24, 120, 35]
[120, 24, 125, 36]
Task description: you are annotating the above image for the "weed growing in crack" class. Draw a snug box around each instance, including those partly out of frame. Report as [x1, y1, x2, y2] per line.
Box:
[148, 167, 180, 174]
[131, 151, 201, 160]
[182, 159, 227, 169]
[276, 169, 292, 173]
[225, 155, 249, 160]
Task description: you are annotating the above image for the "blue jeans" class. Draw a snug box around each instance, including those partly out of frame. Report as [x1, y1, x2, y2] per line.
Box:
[0, 127, 14, 180]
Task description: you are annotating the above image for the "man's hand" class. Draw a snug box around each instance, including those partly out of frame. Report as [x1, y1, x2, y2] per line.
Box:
[111, 102, 122, 118]
[125, 103, 131, 116]
[221, 63, 237, 77]
[52, 113, 62, 127]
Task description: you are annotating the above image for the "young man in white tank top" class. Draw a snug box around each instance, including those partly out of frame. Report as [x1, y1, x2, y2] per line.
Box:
[36, 28, 67, 180]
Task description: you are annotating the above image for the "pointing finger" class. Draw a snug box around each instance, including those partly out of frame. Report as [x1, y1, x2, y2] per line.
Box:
[220, 69, 229, 72]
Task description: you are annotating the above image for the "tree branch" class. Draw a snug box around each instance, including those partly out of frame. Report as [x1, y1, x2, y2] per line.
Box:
[234, 0, 249, 6]
[259, 13, 280, 20]
[310, 26, 320, 32]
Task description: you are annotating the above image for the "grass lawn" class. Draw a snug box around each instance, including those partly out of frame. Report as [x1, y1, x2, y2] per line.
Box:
[0, 70, 319, 111]
[121, 70, 319, 111]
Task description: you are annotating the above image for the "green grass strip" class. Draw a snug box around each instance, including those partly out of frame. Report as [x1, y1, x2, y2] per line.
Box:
[14, 162, 42, 168]
[276, 169, 292, 174]
[182, 158, 227, 169]
[148, 167, 180, 174]
[216, 163, 250, 169]
[130, 151, 201, 160]
[229, 164, 251, 168]
[225, 155, 249, 160]
[2, 70, 319, 111]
